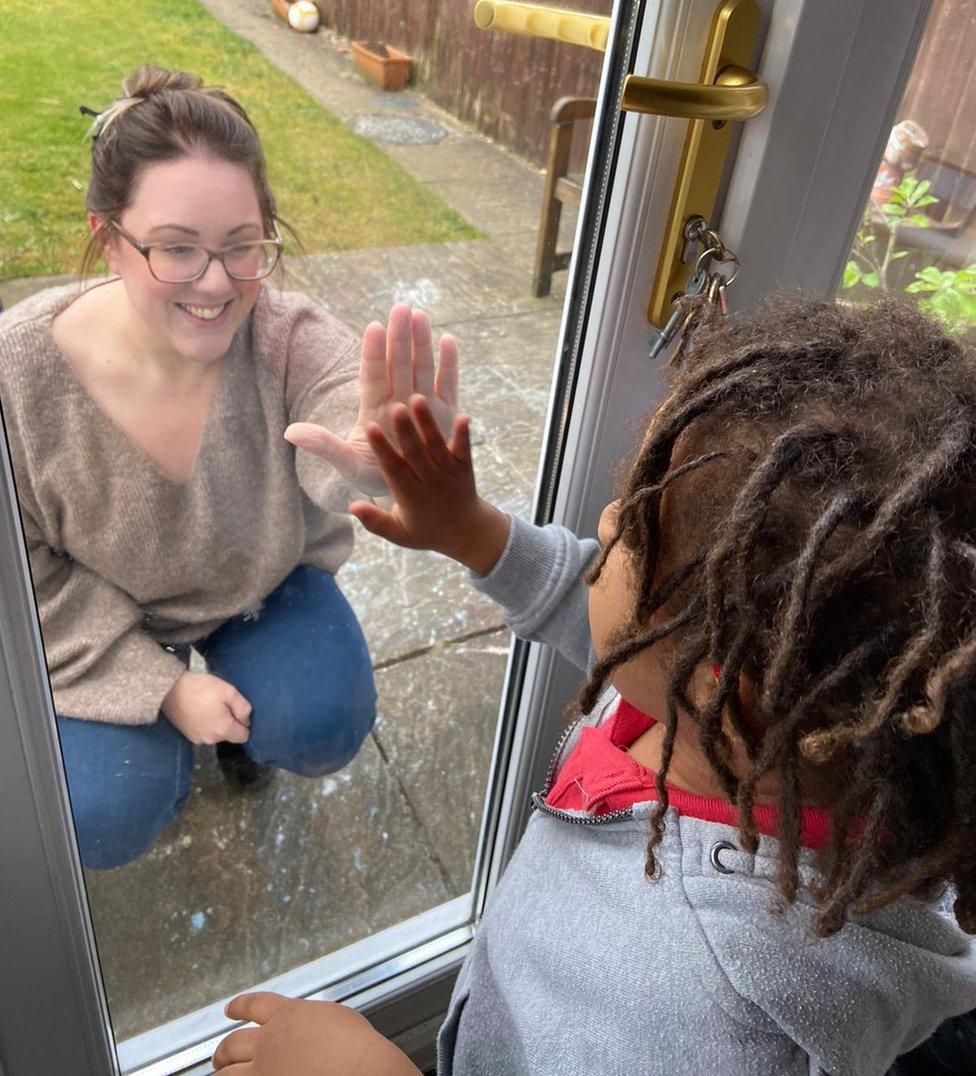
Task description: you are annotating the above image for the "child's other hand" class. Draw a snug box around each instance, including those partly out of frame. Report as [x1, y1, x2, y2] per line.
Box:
[212, 992, 422, 1075]
[347, 394, 510, 576]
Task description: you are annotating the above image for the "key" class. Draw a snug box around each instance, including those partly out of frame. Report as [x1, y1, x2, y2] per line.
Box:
[649, 302, 688, 361]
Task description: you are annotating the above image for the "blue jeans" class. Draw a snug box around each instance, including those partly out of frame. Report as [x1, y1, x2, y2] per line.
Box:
[57, 566, 376, 870]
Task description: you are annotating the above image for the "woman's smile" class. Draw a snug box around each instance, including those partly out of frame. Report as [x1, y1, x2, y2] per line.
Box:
[176, 299, 234, 326]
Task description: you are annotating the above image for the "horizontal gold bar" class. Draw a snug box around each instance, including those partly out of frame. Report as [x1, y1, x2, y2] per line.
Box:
[473, 0, 609, 51]
[621, 64, 767, 121]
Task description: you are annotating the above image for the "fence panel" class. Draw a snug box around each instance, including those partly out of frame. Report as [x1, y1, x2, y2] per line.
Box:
[326, 0, 609, 170]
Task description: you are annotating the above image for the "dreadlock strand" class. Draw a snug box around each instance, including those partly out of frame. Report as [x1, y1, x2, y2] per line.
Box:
[760, 490, 856, 721]
[578, 597, 704, 716]
[695, 619, 755, 809]
[645, 631, 708, 880]
[774, 741, 802, 902]
[737, 637, 881, 856]
[818, 419, 971, 603]
[816, 779, 892, 936]
[901, 629, 976, 737]
[704, 427, 832, 660]
[802, 521, 947, 761]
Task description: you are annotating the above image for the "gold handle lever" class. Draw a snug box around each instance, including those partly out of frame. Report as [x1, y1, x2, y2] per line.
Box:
[636, 0, 767, 325]
[473, 1, 610, 51]
[621, 64, 767, 122]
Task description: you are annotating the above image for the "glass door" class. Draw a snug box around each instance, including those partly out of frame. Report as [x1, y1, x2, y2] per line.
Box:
[1, 0, 949, 1072]
[0, 0, 659, 1072]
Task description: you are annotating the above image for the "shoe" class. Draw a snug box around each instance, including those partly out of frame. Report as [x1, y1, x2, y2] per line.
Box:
[216, 742, 275, 791]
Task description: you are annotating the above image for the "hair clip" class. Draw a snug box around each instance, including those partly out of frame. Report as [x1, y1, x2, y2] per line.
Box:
[79, 104, 104, 139]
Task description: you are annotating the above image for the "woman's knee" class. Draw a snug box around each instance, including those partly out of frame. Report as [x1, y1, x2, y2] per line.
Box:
[249, 683, 377, 777]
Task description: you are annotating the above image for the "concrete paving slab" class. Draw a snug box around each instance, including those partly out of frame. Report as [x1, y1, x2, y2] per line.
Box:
[87, 731, 452, 1040]
[383, 137, 540, 187]
[372, 632, 511, 895]
[287, 236, 566, 329]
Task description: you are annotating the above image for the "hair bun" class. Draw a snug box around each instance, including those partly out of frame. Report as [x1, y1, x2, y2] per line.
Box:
[121, 65, 202, 99]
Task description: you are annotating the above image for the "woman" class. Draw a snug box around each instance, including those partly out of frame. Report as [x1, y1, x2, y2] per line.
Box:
[0, 66, 458, 869]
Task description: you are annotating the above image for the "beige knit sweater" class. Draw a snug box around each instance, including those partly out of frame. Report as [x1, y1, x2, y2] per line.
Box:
[0, 284, 360, 723]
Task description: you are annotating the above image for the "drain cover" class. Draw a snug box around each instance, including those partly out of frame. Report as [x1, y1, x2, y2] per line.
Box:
[351, 114, 450, 145]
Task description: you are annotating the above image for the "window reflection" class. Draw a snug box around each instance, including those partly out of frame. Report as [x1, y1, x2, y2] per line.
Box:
[841, 0, 976, 334]
[0, 0, 605, 1052]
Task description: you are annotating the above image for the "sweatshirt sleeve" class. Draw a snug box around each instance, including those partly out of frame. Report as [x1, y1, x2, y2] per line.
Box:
[469, 514, 599, 671]
[282, 300, 361, 512]
[23, 511, 186, 724]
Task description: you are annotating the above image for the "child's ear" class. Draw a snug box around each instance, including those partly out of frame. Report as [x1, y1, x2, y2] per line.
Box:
[87, 212, 118, 273]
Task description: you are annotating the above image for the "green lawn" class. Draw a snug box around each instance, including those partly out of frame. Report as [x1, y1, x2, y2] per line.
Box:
[0, 0, 477, 279]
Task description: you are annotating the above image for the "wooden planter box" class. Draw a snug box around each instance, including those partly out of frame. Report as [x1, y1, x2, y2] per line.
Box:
[351, 41, 412, 92]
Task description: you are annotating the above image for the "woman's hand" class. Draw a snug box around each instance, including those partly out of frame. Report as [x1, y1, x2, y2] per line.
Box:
[161, 672, 251, 745]
[285, 304, 458, 497]
[212, 992, 422, 1075]
[346, 394, 511, 576]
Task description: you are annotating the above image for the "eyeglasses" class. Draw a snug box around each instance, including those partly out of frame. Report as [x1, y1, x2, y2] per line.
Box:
[110, 221, 284, 283]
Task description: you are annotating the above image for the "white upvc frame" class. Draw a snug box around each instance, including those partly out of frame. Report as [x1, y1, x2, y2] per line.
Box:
[0, 0, 933, 1071]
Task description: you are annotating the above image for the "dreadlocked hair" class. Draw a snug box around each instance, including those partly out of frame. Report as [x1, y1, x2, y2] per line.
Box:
[578, 294, 976, 937]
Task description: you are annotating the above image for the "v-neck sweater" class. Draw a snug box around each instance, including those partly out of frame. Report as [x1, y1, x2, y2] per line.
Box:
[0, 283, 361, 723]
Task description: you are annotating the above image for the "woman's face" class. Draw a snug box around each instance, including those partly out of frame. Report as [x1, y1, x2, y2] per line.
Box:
[99, 154, 265, 365]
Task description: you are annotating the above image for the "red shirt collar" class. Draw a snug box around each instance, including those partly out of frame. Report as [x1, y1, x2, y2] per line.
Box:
[546, 697, 831, 849]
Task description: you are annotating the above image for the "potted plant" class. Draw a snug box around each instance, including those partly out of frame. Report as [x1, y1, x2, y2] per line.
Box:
[351, 41, 413, 92]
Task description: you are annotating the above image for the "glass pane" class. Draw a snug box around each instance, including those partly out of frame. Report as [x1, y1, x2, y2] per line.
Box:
[839, 0, 976, 332]
[0, 0, 610, 1062]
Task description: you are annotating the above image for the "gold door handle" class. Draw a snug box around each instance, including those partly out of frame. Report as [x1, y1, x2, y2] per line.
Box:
[473, 1, 610, 51]
[621, 64, 767, 122]
[636, 0, 767, 325]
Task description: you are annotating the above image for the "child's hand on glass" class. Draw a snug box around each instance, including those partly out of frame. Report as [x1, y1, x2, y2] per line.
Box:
[212, 991, 421, 1075]
[285, 304, 458, 497]
[344, 394, 511, 576]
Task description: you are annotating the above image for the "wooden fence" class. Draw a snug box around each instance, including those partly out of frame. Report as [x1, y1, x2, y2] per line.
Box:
[321, 0, 974, 259]
[895, 0, 976, 268]
[900, 0, 975, 174]
[322, 0, 609, 170]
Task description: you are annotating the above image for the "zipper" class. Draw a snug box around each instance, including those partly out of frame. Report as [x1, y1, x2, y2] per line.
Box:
[530, 707, 636, 826]
[540, 717, 581, 795]
[531, 792, 634, 825]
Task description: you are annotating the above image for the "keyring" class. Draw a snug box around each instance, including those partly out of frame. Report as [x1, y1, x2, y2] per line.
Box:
[695, 245, 740, 287]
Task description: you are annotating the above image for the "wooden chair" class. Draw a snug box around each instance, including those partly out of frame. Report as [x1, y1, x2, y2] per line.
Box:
[532, 96, 596, 297]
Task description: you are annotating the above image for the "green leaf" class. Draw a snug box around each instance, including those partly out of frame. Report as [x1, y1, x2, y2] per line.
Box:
[905, 214, 931, 228]
[890, 250, 908, 260]
[843, 263, 861, 289]
[862, 271, 881, 288]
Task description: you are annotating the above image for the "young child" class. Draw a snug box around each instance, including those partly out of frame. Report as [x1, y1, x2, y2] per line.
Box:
[214, 296, 976, 1075]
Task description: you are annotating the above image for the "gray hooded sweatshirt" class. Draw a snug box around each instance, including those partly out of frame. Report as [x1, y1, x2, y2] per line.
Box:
[437, 516, 976, 1075]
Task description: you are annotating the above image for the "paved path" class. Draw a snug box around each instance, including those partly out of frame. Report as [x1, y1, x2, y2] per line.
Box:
[1, 1, 584, 1044]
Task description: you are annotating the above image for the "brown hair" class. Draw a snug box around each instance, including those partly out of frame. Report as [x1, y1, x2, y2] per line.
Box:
[580, 295, 976, 936]
[81, 65, 280, 276]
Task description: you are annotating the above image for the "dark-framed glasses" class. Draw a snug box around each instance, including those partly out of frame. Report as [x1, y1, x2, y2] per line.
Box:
[110, 221, 284, 283]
